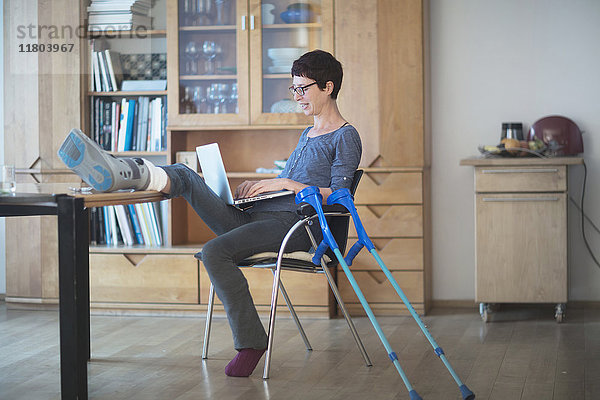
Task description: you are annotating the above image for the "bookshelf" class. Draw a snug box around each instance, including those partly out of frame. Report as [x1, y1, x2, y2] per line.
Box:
[85, 0, 169, 251]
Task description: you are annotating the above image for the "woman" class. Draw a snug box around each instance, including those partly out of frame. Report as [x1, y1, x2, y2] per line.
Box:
[58, 50, 362, 377]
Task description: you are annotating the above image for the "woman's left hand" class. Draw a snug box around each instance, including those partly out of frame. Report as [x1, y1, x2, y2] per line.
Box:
[244, 178, 303, 198]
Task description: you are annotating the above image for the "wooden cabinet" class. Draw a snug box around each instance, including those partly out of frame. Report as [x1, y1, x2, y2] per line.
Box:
[167, 0, 333, 127]
[4, 0, 431, 318]
[461, 157, 583, 322]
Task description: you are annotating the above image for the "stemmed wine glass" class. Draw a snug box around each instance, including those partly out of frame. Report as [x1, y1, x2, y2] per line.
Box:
[217, 83, 230, 113]
[192, 85, 208, 114]
[202, 41, 218, 74]
[207, 83, 220, 113]
[184, 41, 199, 74]
[228, 83, 238, 114]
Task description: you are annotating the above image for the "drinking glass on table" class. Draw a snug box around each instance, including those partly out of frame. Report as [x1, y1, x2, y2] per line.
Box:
[0, 165, 16, 194]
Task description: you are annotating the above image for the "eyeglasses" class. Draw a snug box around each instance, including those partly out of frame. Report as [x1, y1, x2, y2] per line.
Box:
[288, 82, 318, 96]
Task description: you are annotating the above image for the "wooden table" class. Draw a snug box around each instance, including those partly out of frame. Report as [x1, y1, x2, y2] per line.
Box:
[0, 185, 164, 399]
[460, 156, 583, 322]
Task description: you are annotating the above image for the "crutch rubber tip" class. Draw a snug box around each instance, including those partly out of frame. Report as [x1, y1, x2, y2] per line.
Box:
[459, 384, 475, 399]
[409, 390, 422, 400]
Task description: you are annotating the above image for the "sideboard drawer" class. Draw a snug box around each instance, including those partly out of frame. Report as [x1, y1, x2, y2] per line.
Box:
[90, 253, 199, 303]
[475, 165, 566, 193]
[349, 205, 422, 237]
[354, 172, 422, 204]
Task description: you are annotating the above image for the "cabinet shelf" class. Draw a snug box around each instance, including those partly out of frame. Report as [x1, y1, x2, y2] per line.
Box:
[179, 74, 236, 80]
[179, 25, 236, 32]
[88, 29, 167, 38]
[90, 244, 200, 254]
[89, 90, 168, 96]
[263, 23, 322, 29]
[263, 73, 292, 79]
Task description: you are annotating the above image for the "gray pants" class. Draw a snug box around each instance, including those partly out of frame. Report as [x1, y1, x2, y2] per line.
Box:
[162, 164, 311, 350]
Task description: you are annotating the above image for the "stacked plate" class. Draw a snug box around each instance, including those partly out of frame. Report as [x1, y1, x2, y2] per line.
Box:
[266, 47, 307, 74]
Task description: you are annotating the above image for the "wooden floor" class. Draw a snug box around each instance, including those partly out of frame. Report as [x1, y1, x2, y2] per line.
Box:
[1, 302, 599, 400]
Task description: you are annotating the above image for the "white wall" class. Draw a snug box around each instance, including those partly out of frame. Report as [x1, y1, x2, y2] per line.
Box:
[430, 0, 600, 301]
[1, 0, 5, 295]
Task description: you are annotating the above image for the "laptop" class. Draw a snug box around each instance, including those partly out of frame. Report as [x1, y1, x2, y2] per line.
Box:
[196, 143, 294, 206]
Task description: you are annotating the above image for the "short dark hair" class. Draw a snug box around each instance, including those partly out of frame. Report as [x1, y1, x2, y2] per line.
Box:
[291, 50, 343, 99]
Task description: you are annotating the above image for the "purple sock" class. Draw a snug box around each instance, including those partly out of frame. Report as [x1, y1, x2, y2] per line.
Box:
[224, 348, 266, 377]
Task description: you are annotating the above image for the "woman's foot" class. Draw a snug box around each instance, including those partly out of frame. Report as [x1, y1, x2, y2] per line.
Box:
[224, 348, 266, 377]
[58, 128, 164, 192]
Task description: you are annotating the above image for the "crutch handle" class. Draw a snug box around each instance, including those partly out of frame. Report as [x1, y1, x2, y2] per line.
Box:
[312, 240, 329, 265]
[295, 186, 339, 252]
[327, 188, 375, 251]
[345, 241, 364, 266]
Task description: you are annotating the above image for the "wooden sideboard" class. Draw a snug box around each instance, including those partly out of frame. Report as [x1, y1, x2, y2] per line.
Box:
[460, 156, 583, 322]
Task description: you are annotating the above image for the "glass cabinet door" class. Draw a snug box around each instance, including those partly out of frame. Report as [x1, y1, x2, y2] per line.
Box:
[249, 0, 333, 125]
[171, 0, 250, 125]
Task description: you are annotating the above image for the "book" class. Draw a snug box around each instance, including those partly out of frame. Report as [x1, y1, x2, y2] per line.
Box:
[137, 96, 149, 151]
[107, 205, 120, 245]
[92, 51, 102, 92]
[104, 50, 123, 91]
[126, 98, 136, 151]
[117, 98, 128, 152]
[127, 204, 144, 244]
[150, 97, 162, 151]
[159, 200, 169, 244]
[145, 202, 162, 246]
[130, 99, 139, 151]
[90, 207, 98, 245]
[102, 206, 112, 245]
[134, 202, 153, 246]
[89, 13, 152, 26]
[96, 51, 111, 91]
[97, 206, 106, 245]
[114, 205, 134, 246]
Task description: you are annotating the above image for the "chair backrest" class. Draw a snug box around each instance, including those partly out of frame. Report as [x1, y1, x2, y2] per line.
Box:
[323, 169, 363, 264]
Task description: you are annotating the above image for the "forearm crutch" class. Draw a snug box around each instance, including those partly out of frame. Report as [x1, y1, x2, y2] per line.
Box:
[327, 188, 475, 400]
[296, 186, 423, 400]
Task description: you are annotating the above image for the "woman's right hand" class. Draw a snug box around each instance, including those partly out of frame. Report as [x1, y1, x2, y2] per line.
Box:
[234, 180, 258, 199]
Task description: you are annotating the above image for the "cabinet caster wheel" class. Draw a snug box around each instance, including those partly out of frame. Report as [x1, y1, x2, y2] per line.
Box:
[555, 303, 565, 323]
[479, 303, 491, 322]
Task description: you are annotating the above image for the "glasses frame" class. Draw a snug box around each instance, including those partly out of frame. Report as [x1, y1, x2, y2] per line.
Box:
[289, 81, 318, 96]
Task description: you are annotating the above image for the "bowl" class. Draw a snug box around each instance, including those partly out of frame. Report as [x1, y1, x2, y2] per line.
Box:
[267, 47, 306, 60]
[280, 9, 312, 23]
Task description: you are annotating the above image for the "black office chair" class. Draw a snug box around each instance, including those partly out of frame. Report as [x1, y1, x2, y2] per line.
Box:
[201, 170, 372, 379]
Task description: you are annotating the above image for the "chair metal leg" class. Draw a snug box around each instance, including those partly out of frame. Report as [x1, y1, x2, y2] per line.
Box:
[305, 225, 373, 367]
[202, 283, 216, 359]
[273, 271, 312, 351]
[263, 218, 307, 379]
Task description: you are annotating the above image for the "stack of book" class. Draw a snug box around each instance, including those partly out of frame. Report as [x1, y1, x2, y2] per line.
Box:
[90, 201, 168, 247]
[90, 43, 123, 92]
[91, 95, 166, 152]
[88, 0, 153, 32]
